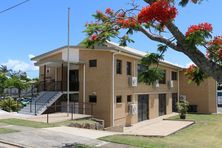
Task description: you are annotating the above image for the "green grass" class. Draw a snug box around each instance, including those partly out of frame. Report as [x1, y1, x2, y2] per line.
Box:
[0, 128, 18, 134]
[72, 143, 94, 148]
[0, 118, 56, 128]
[100, 114, 222, 148]
[0, 118, 97, 129]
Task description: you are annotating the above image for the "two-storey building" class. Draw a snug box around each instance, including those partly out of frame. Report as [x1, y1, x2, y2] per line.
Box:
[20, 41, 218, 127]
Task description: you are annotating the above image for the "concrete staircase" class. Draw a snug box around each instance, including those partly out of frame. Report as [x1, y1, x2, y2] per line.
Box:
[19, 91, 63, 115]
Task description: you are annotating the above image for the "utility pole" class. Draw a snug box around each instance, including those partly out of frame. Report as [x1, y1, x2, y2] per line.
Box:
[67, 8, 70, 116]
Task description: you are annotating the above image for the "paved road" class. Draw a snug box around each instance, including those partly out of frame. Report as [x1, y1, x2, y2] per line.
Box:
[0, 125, 131, 148]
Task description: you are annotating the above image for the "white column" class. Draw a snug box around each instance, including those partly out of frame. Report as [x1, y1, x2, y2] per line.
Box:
[83, 64, 86, 114]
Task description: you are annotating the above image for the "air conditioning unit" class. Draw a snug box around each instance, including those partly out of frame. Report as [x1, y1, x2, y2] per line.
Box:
[128, 103, 137, 115]
[179, 95, 186, 101]
[128, 77, 138, 87]
[168, 80, 174, 88]
[154, 80, 160, 88]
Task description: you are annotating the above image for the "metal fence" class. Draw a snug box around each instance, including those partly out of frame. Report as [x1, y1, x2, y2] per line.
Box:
[44, 102, 94, 123]
[218, 91, 222, 107]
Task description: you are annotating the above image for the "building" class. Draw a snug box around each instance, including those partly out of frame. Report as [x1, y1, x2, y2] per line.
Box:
[20, 41, 218, 127]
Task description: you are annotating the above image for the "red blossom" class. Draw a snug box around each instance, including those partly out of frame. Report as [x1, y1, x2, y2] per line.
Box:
[105, 8, 113, 15]
[186, 23, 212, 37]
[186, 64, 196, 73]
[116, 18, 137, 28]
[219, 49, 222, 60]
[138, 0, 177, 24]
[117, 12, 125, 18]
[208, 36, 222, 46]
[90, 34, 97, 41]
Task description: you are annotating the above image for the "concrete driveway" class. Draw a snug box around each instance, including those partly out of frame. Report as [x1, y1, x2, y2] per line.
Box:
[124, 113, 194, 137]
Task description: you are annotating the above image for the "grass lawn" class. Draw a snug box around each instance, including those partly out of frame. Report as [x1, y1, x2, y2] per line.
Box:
[0, 118, 57, 128]
[0, 118, 98, 128]
[0, 128, 18, 134]
[100, 114, 222, 148]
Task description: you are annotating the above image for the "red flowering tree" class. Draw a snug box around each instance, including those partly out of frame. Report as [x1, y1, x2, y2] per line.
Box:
[84, 0, 222, 85]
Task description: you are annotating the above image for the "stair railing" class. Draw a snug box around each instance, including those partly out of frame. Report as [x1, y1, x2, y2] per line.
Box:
[35, 92, 59, 115]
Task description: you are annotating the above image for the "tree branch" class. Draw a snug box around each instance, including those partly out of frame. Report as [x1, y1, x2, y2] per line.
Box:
[138, 25, 180, 51]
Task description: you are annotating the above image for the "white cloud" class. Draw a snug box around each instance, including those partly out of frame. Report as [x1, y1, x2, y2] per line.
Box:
[2, 54, 39, 72]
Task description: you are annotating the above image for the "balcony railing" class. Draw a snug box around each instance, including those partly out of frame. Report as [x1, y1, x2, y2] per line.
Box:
[39, 81, 79, 92]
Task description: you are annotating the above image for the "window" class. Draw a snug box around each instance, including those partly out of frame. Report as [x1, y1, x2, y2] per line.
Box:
[127, 62, 132, 75]
[89, 95, 97, 103]
[116, 60, 122, 74]
[159, 70, 166, 84]
[89, 60, 97, 67]
[116, 96, 122, 103]
[127, 95, 132, 102]
[137, 64, 146, 76]
[46, 67, 50, 74]
[171, 71, 177, 80]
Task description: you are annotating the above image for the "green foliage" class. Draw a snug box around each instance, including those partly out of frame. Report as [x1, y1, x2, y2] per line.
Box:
[157, 44, 168, 53]
[185, 30, 212, 47]
[84, 0, 210, 85]
[138, 53, 165, 85]
[0, 97, 21, 112]
[184, 66, 207, 85]
[177, 100, 189, 118]
[141, 53, 164, 66]
[0, 73, 8, 94]
[138, 68, 164, 85]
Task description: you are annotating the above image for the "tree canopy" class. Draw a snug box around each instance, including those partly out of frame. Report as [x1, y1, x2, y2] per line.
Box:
[84, 0, 222, 85]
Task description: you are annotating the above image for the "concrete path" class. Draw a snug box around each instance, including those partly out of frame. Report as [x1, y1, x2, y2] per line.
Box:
[45, 126, 117, 139]
[0, 124, 129, 148]
[218, 107, 222, 113]
[124, 113, 194, 137]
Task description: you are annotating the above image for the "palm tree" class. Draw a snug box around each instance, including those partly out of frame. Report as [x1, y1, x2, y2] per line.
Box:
[6, 77, 30, 98]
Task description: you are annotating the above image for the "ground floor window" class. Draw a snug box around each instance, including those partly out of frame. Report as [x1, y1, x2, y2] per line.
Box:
[89, 95, 97, 103]
[138, 95, 149, 122]
[172, 93, 178, 112]
[127, 95, 132, 103]
[159, 94, 166, 116]
[116, 96, 122, 103]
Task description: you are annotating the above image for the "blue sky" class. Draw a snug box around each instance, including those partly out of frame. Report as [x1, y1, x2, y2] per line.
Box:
[0, 0, 221, 78]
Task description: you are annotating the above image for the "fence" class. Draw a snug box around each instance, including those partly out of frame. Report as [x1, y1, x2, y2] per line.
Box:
[218, 91, 222, 107]
[44, 102, 94, 123]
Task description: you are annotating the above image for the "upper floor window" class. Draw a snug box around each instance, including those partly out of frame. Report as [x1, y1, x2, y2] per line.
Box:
[127, 62, 132, 75]
[89, 95, 97, 103]
[116, 60, 122, 74]
[116, 96, 122, 103]
[137, 64, 146, 76]
[89, 60, 97, 67]
[171, 71, 177, 80]
[159, 70, 166, 84]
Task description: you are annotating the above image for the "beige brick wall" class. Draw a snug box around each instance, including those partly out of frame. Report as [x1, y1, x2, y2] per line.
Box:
[179, 70, 217, 113]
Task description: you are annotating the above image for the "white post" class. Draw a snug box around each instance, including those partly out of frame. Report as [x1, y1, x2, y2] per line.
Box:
[67, 8, 70, 115]
[83, 64, 86, 114]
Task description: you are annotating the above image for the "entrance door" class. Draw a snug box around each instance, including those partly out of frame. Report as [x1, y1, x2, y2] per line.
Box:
[172, 93, 178, 112]
[159, 94, 166, 116]
[69, 70, 79, 91]
[138, 95, 149, 122]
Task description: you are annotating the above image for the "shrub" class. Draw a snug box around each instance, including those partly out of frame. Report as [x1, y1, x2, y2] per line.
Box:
[0, 97, 21, 112]
[177, 100, 189, 119]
